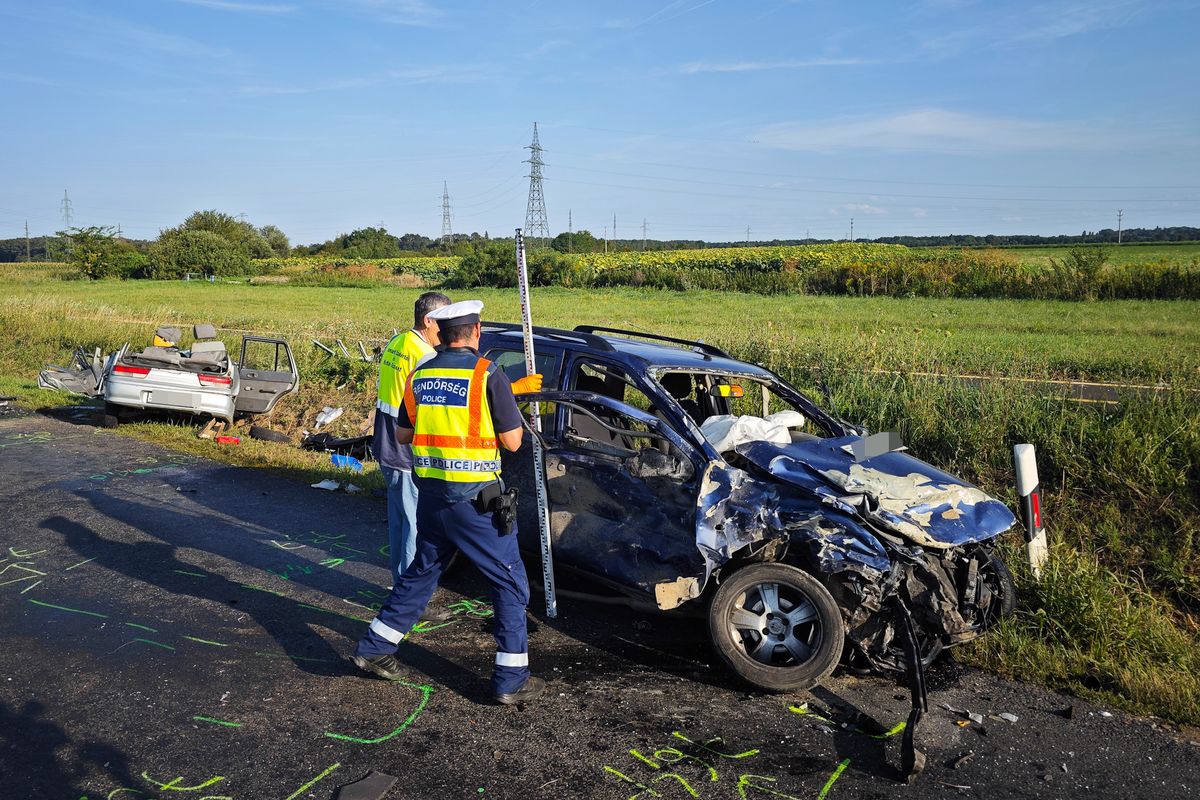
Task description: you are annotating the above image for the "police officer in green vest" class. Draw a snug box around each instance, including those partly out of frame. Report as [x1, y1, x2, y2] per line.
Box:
[374, 292, 450, 583]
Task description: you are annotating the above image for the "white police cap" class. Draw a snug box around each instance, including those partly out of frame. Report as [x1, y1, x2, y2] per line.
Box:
[427, 299, 483, 329]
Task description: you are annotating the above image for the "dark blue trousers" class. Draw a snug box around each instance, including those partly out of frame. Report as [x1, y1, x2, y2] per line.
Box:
[355, 491, 531, 695]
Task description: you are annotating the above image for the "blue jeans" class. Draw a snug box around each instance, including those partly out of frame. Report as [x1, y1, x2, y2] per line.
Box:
[383, 466, 419, 584]
[356, 493, 531, 695]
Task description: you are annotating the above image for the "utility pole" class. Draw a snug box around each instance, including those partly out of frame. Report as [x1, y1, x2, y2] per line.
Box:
[116, 223, 122, 239]
[567, 209, 573, 253]
[1117, 209, 1124, 244]
[523, 122, 550, 248]
[25, 220, 31, 261]
[441, 181, 453, 247]
[612, 214, 617, 251]
[849, 218, 854, 242]
[642, 218, 648, 251]
[745, 225, 750, 246]
[60, 189, 73, 229]
[603, 225, 608, 254]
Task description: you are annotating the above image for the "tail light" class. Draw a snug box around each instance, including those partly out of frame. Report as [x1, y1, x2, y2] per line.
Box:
[199, 375, 232, 386]
[113, 365, 150, 377]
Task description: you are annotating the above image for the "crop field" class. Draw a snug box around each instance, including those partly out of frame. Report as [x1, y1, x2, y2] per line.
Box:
[996, 241, 1200, 266]
[2, 273, 1199, 726]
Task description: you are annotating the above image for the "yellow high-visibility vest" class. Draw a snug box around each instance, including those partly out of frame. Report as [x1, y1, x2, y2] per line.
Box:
[377, 330, 433, 418]
[407, 357, 501, 483]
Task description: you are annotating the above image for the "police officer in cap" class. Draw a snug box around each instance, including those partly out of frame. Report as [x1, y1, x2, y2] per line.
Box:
[351, 300, 546, 705]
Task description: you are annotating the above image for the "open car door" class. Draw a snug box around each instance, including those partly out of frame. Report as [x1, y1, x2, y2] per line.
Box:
[235, 337, 299, 415]
[503, 390, 708, 607]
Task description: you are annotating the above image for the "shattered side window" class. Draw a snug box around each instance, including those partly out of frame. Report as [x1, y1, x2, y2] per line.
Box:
[565, 361, 661, 453]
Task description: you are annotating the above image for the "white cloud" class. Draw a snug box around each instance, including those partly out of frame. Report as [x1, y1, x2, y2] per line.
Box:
[331, 0, 443, 26]
[843, 203, 888, 215]
[239, 65, 489, 95]
[756, 108, 1144, 154]
[911, 207, 929, 218]
[920, 0, 1150, 55]
[176, 0, 297, 12]
[679, 57, 868, 74]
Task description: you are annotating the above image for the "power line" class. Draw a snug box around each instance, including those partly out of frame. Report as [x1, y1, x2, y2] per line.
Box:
[1117, 209, 1124, 244]
[60, 189, 73, 229]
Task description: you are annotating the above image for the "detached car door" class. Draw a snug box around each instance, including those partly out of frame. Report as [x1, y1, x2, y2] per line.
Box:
[234, 337, 299, 415]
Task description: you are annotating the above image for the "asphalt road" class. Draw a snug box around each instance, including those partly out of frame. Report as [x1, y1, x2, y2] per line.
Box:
[1, 412, 1197, 800]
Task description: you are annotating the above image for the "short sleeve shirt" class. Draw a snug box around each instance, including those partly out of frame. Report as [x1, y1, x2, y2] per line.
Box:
[398, 347, 524, 502]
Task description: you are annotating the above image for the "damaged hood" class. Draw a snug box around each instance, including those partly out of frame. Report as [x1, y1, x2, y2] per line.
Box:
[736, 437, 1016, 549]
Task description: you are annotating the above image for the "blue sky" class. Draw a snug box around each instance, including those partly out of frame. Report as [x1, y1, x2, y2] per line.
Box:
[1, 0, 1197, 243]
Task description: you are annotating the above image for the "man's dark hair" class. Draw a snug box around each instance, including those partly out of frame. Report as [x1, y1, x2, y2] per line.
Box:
[440, 321, 476, 345]
[413, 292, 450, 328]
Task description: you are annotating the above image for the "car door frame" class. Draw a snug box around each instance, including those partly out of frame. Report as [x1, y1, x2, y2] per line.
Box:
[234, 336, 299, 415]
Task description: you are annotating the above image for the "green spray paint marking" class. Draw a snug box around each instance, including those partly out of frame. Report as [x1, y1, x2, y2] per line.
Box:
[182, 636, 229, 647]
[789, 704, 905, 739]
[816, 759, 850, 800]
[64, 557, 96, 571]
[28, 598, 108, 619]
[868, 721, 907, 740]
[131, 638, 175, 651]
[192, 715, 243, 728]
[252, 651, 339, 664]
[323, 682, 434, 744]
[298, 602, 371, 623]
[283, 763, 341, 800]
[124, 622, 158, 632]
[172, 569, 206, 578]
[140, 772, 224, 792]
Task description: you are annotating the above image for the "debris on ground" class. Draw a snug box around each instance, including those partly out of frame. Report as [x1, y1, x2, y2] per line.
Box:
[344, 483, 364, 494]
[198, 419, 227, 440]
[301, 431, 371, 459]
[215, 435, 241, 445]
[311, 479, 341, 491]
[315, 406, 343, 428]
[331, 454, 364, 472]
[998, 712, 1019, 723]
[950, 750, 975, 769]
[248, 425, 291, 444]
[38, 347, 108, 396]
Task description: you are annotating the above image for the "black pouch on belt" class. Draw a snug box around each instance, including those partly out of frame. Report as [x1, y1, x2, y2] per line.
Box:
[474, 483, 519, 535]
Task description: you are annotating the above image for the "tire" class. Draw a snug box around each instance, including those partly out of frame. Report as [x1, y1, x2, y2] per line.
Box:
[977, 552, 1016, 626]
[708, 563, 843, 692]
[249, 425, 291, 444]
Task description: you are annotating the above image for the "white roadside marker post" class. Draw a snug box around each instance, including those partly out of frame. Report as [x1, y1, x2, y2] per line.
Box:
[515, 228, 558, 618]
[1013, 443, 1048, 579]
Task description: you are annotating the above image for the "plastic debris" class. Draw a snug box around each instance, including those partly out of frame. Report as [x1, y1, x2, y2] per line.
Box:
[1099, 710, 1114, 718]
[998, 712, 1019, 723]
[331, 454, 364, 472]
[344, 483, 364, 494]
[968, 712, 984, 725]
[311, 479, 341, 491]
[315, 406, 343, 427]
[215, 435, 241, 445]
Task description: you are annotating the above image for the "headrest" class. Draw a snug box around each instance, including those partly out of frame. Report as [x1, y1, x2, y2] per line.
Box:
[155, 326, 182, 344]
[660, 372, 694, 400]
[193, 323, 218, 340]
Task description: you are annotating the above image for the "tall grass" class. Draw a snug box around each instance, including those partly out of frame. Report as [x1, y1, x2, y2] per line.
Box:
[3, 281, 1198, 724]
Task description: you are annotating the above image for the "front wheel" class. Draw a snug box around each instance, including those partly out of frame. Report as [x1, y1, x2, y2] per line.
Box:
[708, 563, 843, 692]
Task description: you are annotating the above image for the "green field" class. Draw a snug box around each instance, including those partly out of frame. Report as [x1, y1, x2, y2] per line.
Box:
[997, 241, 1200, 266]
[3, 275, 1198, 726]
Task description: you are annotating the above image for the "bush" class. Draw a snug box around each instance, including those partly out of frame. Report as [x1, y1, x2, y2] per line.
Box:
[65, 226, 147, 279]
[146, 230, 250, 279]
[445, 241, 518, 288]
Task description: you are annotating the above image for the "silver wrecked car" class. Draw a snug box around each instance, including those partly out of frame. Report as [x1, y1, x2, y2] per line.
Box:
[103, 324, 298, 424]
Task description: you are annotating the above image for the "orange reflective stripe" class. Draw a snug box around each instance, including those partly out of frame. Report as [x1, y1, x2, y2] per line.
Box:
[411, 433, 498, 449]
[403, 374, 418, 427]
[467, 358, 490, 438]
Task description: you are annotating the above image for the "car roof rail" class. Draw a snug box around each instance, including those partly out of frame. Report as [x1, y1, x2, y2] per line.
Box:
[482, 321, 614, 352]
[573, 325, 731, 359]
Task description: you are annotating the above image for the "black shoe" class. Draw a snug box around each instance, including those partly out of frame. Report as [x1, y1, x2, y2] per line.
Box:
[418, 608, 454, 624]
[350, 652, 407, 681]
[494, 676, 546, 706]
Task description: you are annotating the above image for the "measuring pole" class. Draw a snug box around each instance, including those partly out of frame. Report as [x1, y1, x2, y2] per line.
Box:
[515, 228, 558, 618]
